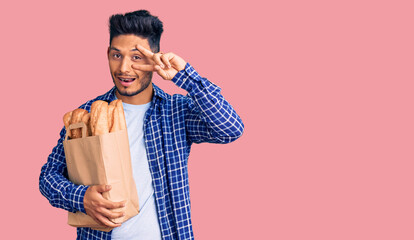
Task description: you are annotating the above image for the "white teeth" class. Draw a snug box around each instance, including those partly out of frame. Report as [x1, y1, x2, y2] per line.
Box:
[119, 77, 135, 82]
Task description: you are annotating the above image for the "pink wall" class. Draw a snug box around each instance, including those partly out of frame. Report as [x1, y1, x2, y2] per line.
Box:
[2, 0, 414, 239]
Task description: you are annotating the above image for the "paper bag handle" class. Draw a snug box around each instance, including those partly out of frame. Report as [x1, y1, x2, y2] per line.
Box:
[65, 122, 88, 140]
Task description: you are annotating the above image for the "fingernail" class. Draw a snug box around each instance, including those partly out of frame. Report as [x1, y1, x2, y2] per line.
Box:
[160, 64, 164, 68]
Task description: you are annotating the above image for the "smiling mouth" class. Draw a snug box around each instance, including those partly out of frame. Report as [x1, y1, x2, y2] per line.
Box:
[118, 76, 136, 82]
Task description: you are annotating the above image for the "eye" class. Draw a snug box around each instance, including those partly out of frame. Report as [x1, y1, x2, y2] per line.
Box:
[113, 53, 121, 59]
[132, 55, 142, 61]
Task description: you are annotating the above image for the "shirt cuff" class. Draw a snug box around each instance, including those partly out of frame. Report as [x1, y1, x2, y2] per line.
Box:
[171, 63, 203, 92]
[70, 185, 89, 214]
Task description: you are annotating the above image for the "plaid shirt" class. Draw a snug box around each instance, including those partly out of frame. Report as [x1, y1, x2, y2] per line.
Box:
[39, 63, 244, 240]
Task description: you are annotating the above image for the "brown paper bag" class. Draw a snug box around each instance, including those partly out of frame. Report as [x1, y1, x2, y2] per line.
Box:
[63, 122, 139, 232]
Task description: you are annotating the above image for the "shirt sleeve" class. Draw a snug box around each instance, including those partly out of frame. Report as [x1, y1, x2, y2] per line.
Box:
[39, 127, 89, 214]
[171, 63, 244, 144]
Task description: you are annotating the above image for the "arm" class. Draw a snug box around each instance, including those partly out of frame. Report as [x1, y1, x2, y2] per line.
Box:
[39, 127, 89, 213]
[172, 63, 244, 144]
[39, 127, 125, 227]
[132, 45, 244, 144]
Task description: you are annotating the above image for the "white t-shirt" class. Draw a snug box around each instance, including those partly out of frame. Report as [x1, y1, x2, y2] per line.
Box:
[111, 101, 162, 240]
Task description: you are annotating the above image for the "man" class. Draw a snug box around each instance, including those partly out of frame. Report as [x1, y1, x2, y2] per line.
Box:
[39, 10, 244, 240]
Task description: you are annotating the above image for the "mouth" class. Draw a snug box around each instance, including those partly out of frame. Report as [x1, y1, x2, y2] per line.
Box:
[117, 76, 136, 87]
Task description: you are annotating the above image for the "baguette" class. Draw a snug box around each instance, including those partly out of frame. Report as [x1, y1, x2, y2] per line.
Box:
[63, 111, 73, 139]
[91, 100, 109, 136]
[82, 113, 91, 137]
[65, 99, 125, 138]
[110, 100, 127, 132]
[109, 99, 121, 107]
[107, 105, 115, 132]
[90, 100, 104, 135]
[71, 109, 88, 138]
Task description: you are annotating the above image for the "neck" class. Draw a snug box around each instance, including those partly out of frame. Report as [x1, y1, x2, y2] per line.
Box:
[115, 84, 154, 105]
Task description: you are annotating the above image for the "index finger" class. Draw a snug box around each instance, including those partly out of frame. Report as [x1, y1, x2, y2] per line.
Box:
[135, 44, 154, 58]
[102, 199, 127, 210]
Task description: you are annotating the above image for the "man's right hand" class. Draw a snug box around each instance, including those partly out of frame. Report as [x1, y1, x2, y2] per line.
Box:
[84, 184, 126, 228]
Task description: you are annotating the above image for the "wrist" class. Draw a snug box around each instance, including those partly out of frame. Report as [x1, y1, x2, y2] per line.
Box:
[70, 185, 89, 214]
[176, 61, 187, 71]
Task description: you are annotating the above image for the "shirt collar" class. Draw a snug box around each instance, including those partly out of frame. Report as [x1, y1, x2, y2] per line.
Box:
[152, 83, 168, 101]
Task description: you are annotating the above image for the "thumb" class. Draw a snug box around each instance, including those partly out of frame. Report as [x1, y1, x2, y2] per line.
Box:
[96, 184, 111, 193]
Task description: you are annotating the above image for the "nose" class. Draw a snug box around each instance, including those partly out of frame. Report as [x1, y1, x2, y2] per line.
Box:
[120, 58, 131, 73]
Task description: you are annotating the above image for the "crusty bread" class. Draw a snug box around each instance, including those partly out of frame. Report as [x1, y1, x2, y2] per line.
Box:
[110, 100, 126, 132]
[71, 109, 88, 138]
[64, 99, 125, 139]
[109, 99, 121, 107]
[82, 113, 91, 137]
[107, 105, 115, 132]
[63, 111, 73, 139]
[117, 101, 127, 131]
[91, 100, 109, 136]
[90, 100, 104, 135]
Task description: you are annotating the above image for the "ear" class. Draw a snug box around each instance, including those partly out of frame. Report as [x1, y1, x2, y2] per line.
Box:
[107, 47, 111, 58]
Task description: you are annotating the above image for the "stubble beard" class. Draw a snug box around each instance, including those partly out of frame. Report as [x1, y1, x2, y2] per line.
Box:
[113, 72, 153, 97]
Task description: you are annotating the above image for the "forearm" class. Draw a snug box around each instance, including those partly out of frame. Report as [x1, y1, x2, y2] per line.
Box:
[39, 128, 88, 213]
[173, 63, 244, 143]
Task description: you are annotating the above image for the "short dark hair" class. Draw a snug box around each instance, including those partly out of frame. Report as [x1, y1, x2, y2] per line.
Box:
[109, 10, 163, 52]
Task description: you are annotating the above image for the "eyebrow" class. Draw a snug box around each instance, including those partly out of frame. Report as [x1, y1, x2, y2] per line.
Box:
[109, 47, 120, 51]
[109, 47, 139, 52]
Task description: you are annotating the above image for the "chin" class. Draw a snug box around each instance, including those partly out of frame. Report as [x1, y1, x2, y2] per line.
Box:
[116, 82, 151, 97]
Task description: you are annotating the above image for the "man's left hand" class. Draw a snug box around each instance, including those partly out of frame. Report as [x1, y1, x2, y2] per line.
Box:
[132, 44, 187, 80]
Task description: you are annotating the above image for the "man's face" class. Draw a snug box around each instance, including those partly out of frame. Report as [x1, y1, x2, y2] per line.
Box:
[108, 34, 153, 97]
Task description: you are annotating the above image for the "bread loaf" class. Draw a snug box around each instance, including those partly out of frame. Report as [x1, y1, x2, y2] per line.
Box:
[107, 105, 115, 132]
[64, 99, 126, 139]
[82, 113, 91, 137]
[90, 100, 103, 135]
[63, 111, 73, 139]
[71, 109, 88, 138]
[91, 100, 109, 136]
[110, 100, 127, 132]
[109, 99, 121, 107]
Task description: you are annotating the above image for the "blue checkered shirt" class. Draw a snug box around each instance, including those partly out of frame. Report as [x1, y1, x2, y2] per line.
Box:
[39, 63, 244, 240]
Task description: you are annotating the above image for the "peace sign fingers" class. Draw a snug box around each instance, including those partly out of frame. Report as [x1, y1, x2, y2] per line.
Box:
[135, 44, 154, 59]
[133, 44, 187, 80]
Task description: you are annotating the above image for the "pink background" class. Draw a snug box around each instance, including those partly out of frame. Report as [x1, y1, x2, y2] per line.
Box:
[2, 0, 413, 239]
